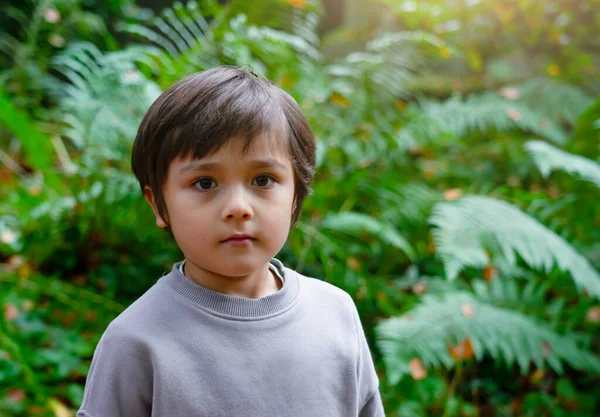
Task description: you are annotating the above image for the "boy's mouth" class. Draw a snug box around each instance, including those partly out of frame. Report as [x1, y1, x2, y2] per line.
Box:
[221, 234, 255, 243]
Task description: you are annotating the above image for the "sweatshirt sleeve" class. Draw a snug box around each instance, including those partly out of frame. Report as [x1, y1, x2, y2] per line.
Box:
[351, 301, 385, 417]
[77, 323, 153, 417]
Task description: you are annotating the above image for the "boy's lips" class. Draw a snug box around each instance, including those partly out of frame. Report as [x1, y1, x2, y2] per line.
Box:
[221, 233, 255, 243]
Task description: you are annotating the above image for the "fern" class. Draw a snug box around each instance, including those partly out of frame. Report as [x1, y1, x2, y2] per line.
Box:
[49, 42, 161, 164]
[525, 140, 600, 189]
[320, 211, 415, 259]
[376, 291, 600, 384]
[228, 0, 322, 46]
[398, 93, 568, 147]
[327, 31, 446, 101]
[471, 278, 550, 313]
[379, 183, 441, 225]
[118, 0, 320, 77]
[240, 16, 321, 61]
[429, 195, 600, 298]
[517, 78, 593, 124]
[116, 0, 221, 69]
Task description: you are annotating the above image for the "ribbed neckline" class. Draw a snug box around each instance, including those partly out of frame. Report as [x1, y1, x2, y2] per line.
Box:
[160, 258, 299, 320]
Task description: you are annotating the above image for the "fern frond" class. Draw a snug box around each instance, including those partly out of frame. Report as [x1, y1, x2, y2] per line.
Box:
[525, 140, 600, 189]
[320, 211, 415, 259]
[398, 93, 568, 147]
[471, 278, 550, 313]
[119, 1, 321, 76]
[379, 184, 441, 224]
[376, 292, 600, 384]
[429, 195, 600, 298]
[367, 31, 445, 98]
[116, 1, 219, 68]
[49, 42, 161, 162]
[290, 6, 320, 48]
[328, 31, 445, 100]
[517, 78, 593, 124]
[242, 20, 321, 61]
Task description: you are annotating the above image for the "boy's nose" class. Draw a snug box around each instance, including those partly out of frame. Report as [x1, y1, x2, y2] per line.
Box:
[221, 187, 254, 221]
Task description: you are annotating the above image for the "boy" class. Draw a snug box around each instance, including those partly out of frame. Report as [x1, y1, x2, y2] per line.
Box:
[77, 66, 384, 417]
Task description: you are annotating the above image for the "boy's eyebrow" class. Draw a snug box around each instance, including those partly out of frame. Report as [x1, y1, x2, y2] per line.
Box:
[178, 158, 288, 174]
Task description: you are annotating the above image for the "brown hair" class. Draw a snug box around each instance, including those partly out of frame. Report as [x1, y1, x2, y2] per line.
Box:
[131, 66, 316, 231]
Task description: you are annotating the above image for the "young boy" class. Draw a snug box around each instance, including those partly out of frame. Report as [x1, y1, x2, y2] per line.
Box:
[77, 66, 384, 417]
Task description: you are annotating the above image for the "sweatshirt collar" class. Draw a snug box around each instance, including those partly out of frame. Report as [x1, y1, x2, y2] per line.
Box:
[160, 258, 299, 320]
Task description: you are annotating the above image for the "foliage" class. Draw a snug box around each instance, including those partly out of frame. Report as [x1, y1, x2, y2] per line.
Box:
[0, 0, 599, 416]
[429, 195, 600, 297]
[525, 140, 600, 189]
[378, 290, 600, 384]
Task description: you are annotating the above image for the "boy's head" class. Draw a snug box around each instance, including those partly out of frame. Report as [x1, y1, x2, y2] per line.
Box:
[131, 66, 316, 276]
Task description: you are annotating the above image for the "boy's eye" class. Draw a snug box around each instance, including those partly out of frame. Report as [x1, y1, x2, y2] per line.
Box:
[195, 178, 217, 190]
[252, 175, 275, 187]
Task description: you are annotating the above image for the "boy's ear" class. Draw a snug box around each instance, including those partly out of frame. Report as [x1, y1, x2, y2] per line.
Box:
[143, 186, 168, 228]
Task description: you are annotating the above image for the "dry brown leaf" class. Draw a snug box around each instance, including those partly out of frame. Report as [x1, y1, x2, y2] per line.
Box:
[483, 265, 498, 282]
[6, 389, 25, 402]
[412, 282, 427, 295]
[4, 304, 19, 321]
[44, 8, 61, 23]
[329, 92, 350, 108]
[347, 258, 360, 271]
[510, 399, 522, 415]
[376, 291, 388, 302]
[586, 306, 600, 323]
[530, 369, 545, 384]
[448, 338, 475, 361]
[461, 303, 475, 318]
[287, 0, 307, 8]
[499, 86, 520, 100]
[443, 188, 463, 201]
[542, 341, 552, 358]
[423, 167, 435, 179]
[427, 239, 436, 254]
[548, 64, 560, 77]
[277, 75, 295, 89]
[409, 358, 427, 380]
[506, 108, 522, 121]
[407, 143, 421, 155]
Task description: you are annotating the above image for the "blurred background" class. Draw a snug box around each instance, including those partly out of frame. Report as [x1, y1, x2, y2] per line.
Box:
[1, 0, 599, 416]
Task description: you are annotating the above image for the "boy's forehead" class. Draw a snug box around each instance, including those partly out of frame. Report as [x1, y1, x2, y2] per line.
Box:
[173, 132, 291, 170]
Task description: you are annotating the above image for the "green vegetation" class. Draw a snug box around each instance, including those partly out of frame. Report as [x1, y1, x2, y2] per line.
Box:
[1, 0, 599, 415]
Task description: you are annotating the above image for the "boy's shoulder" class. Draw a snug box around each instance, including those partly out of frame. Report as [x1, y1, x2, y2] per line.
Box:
[292, 267, 354, 303]
[288, 265, 359, 318]
[99, 277, 168, 345]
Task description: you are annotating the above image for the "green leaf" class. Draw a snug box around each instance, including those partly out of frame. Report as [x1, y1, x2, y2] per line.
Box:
[0, 90, 54, 171]
[400, 93, 569, 146]
[321, 211, 415, 259]
[429, 195, 600, 299]
[525, 140, 600, 189]
[376, 292, 600, 384]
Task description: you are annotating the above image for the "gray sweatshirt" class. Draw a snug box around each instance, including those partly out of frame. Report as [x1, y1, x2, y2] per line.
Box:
[77, 259, 385, 417]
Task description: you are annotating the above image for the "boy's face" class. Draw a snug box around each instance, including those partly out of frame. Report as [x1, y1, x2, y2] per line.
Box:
[144, 132, 295, 278]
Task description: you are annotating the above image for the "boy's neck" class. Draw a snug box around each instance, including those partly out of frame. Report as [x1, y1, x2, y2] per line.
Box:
[181, 260, 282, 298]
